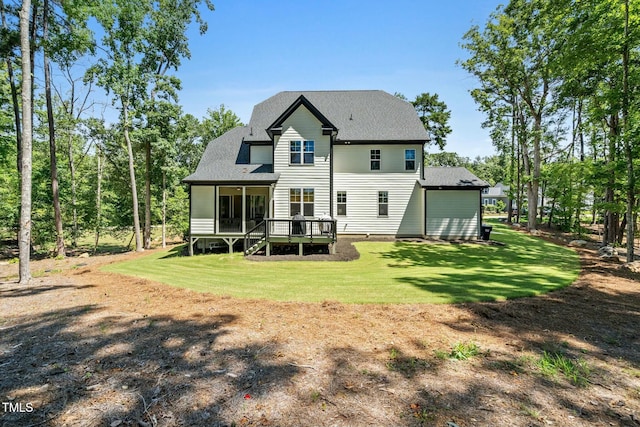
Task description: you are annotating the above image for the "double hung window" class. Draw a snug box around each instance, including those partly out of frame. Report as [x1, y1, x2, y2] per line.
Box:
[290, 140, 314, 164]
[405, 149, 416, 170]
[337, 191, 347, 216]
[370, 149, 381, 170]
[290, 188, 314, 216]
[378, 191, 388, 217]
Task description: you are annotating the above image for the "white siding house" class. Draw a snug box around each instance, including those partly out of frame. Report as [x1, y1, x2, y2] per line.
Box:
[333, 144, 423, 235]
[183, 91, 488, 255]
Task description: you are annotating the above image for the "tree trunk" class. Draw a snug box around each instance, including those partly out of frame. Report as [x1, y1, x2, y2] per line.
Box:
[622, 0, 635, 262]
[43, 0, 65, 258]
[144, 140, 152, 249]
[18, 0, 32, 284]
[68, 132, 78, 247]
[123, 103, 143, 252]
[162, 170, 166, 248]
[94, 146, 103, 252]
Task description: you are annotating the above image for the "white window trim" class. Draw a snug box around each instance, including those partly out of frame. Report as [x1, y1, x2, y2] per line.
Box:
[378, 191, 389, 217]
[337, 191, 347, 216]
[290, 140, 314, 165]
[290, 188, 315, 216]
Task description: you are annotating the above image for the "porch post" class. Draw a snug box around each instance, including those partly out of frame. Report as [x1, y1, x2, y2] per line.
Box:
[242, 186, 247, 233]
[215, 185, 219, 234]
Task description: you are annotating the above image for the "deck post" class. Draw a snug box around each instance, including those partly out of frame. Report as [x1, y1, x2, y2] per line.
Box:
[299, 241, 303, 256]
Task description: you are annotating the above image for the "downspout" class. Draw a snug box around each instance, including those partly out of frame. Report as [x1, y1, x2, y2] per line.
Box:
[478, 189, 483, 239]
[329, 133, 334, 218]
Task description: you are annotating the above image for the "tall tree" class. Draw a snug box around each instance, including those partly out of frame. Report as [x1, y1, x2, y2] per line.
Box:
[461, 0, 563, 230]
[42, 0, 65, 257]
[412, 92, 451, 150]
[18, 0, 32, 284]
[89, 0, 152, 252]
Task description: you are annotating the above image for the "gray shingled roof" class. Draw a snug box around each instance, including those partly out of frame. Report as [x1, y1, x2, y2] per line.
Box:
[420, 167, 489, 189]
[183, 126, 279, 183]
[244, 90, 429, 142]
[184, 90, 430, 183]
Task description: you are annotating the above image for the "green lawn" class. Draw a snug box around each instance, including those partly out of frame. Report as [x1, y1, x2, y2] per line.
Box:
[102, 221, 580, 304]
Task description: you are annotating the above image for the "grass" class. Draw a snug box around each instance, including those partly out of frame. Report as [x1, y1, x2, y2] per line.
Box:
[101, 220, 580, 304]
[537, 351, 591, 387]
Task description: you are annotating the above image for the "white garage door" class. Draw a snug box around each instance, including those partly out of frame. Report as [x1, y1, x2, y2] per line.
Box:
[426, 190, 479, 239]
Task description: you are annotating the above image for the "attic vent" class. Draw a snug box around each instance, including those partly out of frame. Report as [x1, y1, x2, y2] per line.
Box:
[249, 127, 253, 136]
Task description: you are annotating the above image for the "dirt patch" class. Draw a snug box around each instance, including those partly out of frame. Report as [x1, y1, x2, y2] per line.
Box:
[1, 239, 639, 426]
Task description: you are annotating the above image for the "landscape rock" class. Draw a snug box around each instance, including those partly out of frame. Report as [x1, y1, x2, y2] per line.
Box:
[568, 239, 588, 247]
[78, 252, 90, 258]
[620, 261, 640, 273]
[598, 246, 618, 257]
[530, 229, 542, 236]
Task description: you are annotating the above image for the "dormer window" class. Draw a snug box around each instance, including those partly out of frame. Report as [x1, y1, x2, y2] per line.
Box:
[290, 140, 314, 164]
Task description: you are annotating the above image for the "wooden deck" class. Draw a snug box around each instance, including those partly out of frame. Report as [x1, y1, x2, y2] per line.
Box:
[189, 218, 337, 256]
[244, 218, 337, 256]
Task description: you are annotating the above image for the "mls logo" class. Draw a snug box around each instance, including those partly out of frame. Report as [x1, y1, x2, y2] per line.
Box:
[2, 402, 34, 413]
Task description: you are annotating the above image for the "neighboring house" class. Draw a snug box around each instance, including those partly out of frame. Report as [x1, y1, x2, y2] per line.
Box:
[482, 182, 510, 211]
[183, 90, 489, 255]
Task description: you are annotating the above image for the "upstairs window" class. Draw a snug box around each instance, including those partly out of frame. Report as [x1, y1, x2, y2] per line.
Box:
[337, 191, 347, 216]
[304, 141, 315, 164]
[378, 191, 388, 217]
[290, 140, 314, 164]
[405, 149, 416, 170]
[370, 149, 381, 170]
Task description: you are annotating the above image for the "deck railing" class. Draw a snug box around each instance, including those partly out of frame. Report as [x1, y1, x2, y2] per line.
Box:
[265, 218, 337, 240]
[243, 218, 337, 255]
[243, 220, 267, 254]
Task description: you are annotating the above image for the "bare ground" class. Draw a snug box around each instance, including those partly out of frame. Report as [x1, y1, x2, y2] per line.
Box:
[1, 234, 639, 426]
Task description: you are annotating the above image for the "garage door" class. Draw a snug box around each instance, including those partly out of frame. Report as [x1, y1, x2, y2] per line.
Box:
[425, 190, 479, 239]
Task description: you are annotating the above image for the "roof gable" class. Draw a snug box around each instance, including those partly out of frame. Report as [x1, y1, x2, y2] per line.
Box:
[266, 95, 337, 138]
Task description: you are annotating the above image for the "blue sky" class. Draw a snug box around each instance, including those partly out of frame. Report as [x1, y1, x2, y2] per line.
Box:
[176, 1, 503, 158]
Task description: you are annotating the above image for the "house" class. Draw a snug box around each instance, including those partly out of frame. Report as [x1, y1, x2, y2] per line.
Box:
[183, 90, 489, 255]
[482, 182, 510, 211]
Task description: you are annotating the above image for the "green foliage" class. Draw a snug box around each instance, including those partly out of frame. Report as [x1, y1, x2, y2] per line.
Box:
[448, 341, 481, 360]
[200, 104, 243, 142]
[412, 92, 451, 150]
[537, 351, 591, 387]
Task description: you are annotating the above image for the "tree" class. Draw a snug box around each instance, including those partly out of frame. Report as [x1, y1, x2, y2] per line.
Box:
[200, 104, 242, 142]
[140, 0, 213, 249]
[412, 93, 451, 150]
[18, 0, 32, 284]
[461, 0, 563, 231]
[43, 0, 65, 257]
[89, 0, 153, 252]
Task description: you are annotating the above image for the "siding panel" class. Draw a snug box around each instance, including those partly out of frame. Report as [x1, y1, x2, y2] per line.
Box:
[426, 190, 479, 239]
[190, 185, 215, 234]
[273, 106, 331, 218]
[333, 173, 422, 235]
